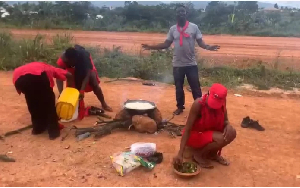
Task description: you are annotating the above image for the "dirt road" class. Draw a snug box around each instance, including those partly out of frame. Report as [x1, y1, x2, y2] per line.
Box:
[7, 29, 300, 70]
[0, 71, 300, 186]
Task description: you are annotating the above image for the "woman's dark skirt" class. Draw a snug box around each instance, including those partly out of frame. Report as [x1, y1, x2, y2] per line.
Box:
[15, 72, 60, 139]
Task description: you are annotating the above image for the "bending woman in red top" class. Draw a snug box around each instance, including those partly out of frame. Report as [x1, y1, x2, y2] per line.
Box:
[56, 45, 112, 112]
[173, 83, 236, 168]
[13, 62, 72, 140]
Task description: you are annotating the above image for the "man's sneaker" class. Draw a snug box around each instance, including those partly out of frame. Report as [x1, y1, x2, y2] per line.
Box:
[241, 116, 251, 128]
[241, 116, 265, 131]
[249, 120, 265, 131]
[173, 108, 183, 115]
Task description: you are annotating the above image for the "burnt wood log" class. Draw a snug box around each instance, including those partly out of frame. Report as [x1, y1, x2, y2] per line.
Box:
[94, 120, 132, 139]
[75, 128, 98, 137]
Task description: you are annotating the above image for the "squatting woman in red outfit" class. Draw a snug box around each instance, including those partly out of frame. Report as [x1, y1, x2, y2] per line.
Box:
[173, 83, 236, 168]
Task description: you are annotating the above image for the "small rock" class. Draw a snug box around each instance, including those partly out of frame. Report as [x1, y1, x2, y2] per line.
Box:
[98, 175, 107, 179]
[52, 159, 57, 162]
[65, 145, 70, 149]
[296, 175, 300, 179]
[234, 94, 242, 97]
[7, 151, 13, 154]
[153, 173, 157, 178]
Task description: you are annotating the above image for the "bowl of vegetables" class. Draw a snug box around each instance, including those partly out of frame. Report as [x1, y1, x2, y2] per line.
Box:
[173, 162, 201, 177]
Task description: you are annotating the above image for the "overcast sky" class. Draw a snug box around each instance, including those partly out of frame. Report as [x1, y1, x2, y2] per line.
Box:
[161, 1, 300, 8]
[256, 1, 300, 8]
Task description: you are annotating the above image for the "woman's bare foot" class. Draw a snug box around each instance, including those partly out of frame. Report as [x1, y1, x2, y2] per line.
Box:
[103, 105, 113, 112]
[211, 155, 230, 166]
[193, 154, 214, 169]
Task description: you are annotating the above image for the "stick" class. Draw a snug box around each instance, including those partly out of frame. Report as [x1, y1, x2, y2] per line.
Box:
[104, 78, 120, 83]
[0, 154, 15, 162]
[97, 116, 115, 123]
[98, 113, 112, 119]
[167, 114, 175, 122]
[61, 125, 78, 141]
[104, 78, 142, 83]
[1, 125, 33, 139]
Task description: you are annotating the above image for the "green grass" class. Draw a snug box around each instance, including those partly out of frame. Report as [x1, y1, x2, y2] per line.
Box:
[1, 31, 299, 90]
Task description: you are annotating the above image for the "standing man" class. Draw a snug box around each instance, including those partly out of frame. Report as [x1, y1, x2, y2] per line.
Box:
[142, 5, 220, 115]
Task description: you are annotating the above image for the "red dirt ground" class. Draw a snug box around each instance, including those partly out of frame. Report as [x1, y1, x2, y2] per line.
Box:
[7, 29, 300, 70]
[1, 71, 300, 187]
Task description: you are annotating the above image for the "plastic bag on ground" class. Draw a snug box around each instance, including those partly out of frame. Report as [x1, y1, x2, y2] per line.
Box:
[130, 142, 156, 158]
[110, 152, 141, 176]
[134, 156, 155, 170]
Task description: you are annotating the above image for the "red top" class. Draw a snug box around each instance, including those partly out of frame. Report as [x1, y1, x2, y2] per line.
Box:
[190, 94, 226, 155]
[56, 54, 100, 93]
[192, 94, 226, 133]
[13, 62, 68, 94]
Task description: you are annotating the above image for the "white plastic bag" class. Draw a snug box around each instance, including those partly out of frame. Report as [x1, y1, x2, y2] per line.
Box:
[110, 152, 141, 176]
[130, 142, 156, 158]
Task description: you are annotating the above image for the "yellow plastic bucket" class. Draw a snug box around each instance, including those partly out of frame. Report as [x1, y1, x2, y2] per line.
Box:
[56, 87, 79, 120]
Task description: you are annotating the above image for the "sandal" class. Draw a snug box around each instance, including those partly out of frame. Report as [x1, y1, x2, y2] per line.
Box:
[193, 156, 214, 169]
[211, 155, 230, 166]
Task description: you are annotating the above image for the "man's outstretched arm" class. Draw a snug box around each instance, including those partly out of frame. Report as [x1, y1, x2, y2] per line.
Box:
[142, 39, 172, 50]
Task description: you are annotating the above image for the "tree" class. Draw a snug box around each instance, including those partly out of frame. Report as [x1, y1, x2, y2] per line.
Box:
[237, 1, 258, 13]
[203, 2, 233, 27]
[267, 12, 281, 24]
[274, 3, 279, 9]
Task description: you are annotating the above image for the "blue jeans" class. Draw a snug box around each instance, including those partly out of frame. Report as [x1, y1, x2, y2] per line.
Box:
[173, 65, 202, 109]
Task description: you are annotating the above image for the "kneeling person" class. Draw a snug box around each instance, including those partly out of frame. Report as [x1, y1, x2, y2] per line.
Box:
[13, 62, 72, 140]
[173, 83, 236, 168]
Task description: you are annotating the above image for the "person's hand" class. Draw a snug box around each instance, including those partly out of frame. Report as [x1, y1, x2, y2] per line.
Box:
[206, 45, 220, 51]
[223, 124, 235, 142]
[173, 153, 183, 165]
[141, 44, 151, 50]
[79, 93, 84, 100]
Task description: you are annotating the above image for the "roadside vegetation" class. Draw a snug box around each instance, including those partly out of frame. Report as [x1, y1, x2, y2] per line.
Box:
[0, 1, 300, 37]
[1, 32, 299, 90]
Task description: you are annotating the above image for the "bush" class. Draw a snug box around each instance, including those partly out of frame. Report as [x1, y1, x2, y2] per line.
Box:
[0, 31, 73, 70]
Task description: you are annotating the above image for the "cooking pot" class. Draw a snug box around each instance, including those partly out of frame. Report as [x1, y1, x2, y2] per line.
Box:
[123, 99, 156, 115]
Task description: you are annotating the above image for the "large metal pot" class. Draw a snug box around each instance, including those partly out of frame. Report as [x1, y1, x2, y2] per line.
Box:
[123, 99, 156, 115]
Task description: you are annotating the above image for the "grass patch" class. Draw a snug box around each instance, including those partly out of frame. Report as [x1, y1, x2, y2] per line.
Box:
[1, 31, 299, 90]
[0, 31, 73, 70]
